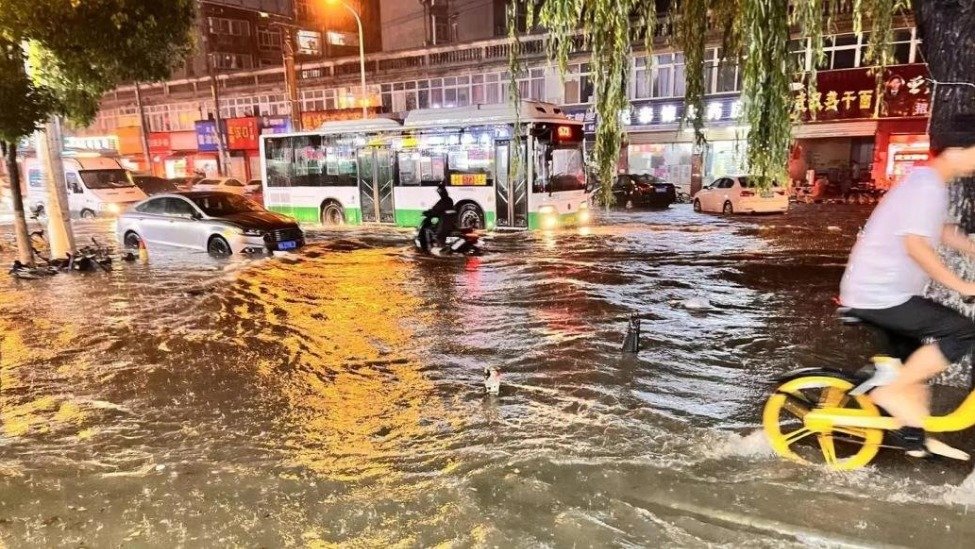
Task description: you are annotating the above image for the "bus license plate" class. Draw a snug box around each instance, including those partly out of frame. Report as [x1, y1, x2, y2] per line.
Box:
[278, 241, 297, 250]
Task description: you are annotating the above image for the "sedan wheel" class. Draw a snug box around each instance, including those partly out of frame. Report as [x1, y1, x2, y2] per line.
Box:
[723, 201, 734, 215]
[123, 231, 142, 249]
[693, 199, 702, 213]
[207, 236, 232, 256]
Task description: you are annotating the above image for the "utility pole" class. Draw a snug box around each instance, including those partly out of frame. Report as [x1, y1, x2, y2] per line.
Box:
[207, 59, 230, 177]
[37, 117, 76, 259]
[134, 82, 153, 173]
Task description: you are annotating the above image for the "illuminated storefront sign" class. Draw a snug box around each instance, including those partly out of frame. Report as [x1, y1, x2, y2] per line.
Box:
[792, 64, 931, 122]
[563, 95, 743, 134]
[297, 30, 322, 56]
[226, 117, 259, 150]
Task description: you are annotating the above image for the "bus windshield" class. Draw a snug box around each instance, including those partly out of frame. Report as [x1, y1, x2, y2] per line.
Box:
[534, 144, 585, 193]
[79, 170, 135, 190]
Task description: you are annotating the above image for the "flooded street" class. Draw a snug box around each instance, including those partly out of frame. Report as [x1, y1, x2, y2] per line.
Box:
[4, 203, 975, 547]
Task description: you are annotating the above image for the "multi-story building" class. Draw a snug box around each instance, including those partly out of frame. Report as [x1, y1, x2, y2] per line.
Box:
[380, 0, 507, 51]
[81, 7, 930, 196]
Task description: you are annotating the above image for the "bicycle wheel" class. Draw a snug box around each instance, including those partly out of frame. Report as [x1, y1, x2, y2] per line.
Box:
[763, 375, 883, 471]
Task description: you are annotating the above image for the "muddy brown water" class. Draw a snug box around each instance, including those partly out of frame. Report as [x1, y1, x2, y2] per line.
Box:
[2, 204, 975, 548]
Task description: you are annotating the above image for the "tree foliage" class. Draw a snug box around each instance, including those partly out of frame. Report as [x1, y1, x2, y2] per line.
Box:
[508, 0, 914, 197]
[0, 0, 196, 131]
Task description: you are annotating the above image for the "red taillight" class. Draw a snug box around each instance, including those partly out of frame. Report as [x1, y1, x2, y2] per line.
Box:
[740, 190, 755, 197]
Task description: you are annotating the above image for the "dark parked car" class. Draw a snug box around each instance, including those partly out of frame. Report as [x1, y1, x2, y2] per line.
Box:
[132, 174, 180, 196]
[612, 174, 677, 208]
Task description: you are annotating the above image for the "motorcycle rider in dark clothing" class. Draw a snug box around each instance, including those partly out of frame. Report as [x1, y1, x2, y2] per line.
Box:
[423, 185, 457, 249]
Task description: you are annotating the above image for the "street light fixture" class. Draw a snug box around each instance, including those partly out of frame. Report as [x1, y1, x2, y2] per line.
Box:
[324, 0, 369, 119]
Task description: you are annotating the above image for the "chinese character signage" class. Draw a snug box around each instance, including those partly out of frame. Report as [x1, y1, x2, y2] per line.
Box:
[147, 133, 171, 153]
[562, 95, 742, 134]
[792, 64, 930, 122]
[300, 107, 384, 130]
[297, 30, 322, 56]
[226, 117, 259, 150]
[260, 115, 292, 135]
[195, 120, 220, 152]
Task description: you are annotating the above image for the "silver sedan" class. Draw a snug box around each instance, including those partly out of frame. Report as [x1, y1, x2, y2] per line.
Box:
[117, 191, 305, 255]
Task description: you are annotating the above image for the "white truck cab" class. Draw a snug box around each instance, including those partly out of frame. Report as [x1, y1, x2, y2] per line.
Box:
[25, 157, 147, 219]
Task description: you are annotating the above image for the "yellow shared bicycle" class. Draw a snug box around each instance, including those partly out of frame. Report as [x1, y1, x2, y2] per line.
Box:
[762, 308, 975, 471]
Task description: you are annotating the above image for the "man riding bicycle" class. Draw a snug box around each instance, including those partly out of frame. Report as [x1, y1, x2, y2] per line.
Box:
[840, 113, 975, 457]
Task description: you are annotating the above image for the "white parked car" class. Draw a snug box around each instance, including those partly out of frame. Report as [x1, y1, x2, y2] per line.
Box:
[192, 177, 260, 195]
[693, 176, 789, 215]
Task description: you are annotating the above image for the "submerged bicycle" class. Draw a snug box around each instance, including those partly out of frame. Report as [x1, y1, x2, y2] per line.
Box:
[762, 305, 975, 471]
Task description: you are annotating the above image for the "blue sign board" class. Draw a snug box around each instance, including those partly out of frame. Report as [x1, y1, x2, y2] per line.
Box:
[260, 115, 292, 135]
[195, 120, 220, 152]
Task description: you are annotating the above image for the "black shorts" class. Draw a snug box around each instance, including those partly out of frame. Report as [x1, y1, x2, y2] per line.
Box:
[849, 296, 975, 363]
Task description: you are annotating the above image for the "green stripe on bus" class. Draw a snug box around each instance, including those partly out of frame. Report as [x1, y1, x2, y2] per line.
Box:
[268, 205, 363, 225]
[527, 211, 581, 230]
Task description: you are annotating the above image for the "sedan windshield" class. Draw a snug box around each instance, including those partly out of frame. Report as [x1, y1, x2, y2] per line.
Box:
[79, 170, 135, 190]
[189, 193, 264, 216]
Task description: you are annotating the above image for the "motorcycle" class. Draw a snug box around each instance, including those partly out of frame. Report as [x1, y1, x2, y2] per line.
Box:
[414, 213, 482, 256]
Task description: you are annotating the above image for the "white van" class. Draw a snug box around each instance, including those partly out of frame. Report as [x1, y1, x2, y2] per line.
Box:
[25, 157, 147, 219]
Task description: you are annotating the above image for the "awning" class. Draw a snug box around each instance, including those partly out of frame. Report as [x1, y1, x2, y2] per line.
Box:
[792, 120, 879, 139]
[625, 124, 748, 145]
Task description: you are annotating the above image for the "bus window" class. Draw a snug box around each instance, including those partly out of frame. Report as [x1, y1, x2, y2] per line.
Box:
[446, 140, 494, 187]
[324, 145, 357, 186]
[264, 136, 294, 187]
[397, 151, 445, 186]
[534, 143, 585, 193]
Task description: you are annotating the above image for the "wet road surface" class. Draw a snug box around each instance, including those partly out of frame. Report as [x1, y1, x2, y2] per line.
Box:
[2, 204, 975, 547]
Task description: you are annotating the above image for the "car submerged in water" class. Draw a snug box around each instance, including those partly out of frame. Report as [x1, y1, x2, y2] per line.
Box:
[117, 191, 305, 256]
[612, 174, 677, 209]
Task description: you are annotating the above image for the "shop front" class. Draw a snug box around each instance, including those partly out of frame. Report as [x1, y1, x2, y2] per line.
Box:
[564, 94, 746, 195]
[790, 64, 931, 197]
[116, 126, 147, 172]
[226, 117, 260, 180]
[194, 120, 222, 176]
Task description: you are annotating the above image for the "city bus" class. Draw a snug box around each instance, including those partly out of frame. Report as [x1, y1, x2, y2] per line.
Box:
[259, 101, 591, 230]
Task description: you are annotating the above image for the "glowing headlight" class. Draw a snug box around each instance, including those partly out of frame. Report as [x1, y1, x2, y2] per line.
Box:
[241, 227, 265, 237]
[578, 205, 591, 224]
[105, 203, 121, 214]
[538, 205, 558, 230]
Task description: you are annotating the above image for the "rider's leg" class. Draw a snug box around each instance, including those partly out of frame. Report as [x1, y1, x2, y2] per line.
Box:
[870, 343, 948, 427]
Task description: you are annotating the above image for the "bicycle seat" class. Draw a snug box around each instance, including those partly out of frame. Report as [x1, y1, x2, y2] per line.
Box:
[836, 307, 863, 325]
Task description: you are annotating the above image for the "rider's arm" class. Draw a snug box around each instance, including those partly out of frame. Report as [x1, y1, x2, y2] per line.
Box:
[905, 234, 975, 295]
[941, 224, 975, 256]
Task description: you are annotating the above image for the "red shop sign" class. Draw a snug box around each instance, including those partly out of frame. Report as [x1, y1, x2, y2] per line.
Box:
[147, 132, 171, 153]
[226, 117, 259, 150]
[792, 64, 931, 123]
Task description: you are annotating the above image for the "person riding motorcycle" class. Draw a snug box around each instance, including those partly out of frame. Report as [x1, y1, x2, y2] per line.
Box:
[423, 185, 457, 249]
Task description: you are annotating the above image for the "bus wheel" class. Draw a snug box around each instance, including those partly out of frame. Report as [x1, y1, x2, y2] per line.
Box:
[457, 202, 485, 229]
[320, 201, 345, 226]
[81, 209, 96, 219]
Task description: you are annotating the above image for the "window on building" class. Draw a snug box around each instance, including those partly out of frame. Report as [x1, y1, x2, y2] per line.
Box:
[210, 53, 253, 71]
[258, 28, 282, 50]
[208, 17, 250, 37]
[295, 0, 312, 20]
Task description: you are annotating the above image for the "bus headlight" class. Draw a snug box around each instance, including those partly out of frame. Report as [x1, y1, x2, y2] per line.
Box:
[539, 205, 558, 230]
[578, 205, 591, 224]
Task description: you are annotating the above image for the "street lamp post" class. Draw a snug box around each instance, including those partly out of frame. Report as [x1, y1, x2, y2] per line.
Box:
[326, 0, 368, 119]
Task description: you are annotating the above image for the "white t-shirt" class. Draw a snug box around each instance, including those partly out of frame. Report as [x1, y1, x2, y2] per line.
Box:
[840, 167, 948, 309]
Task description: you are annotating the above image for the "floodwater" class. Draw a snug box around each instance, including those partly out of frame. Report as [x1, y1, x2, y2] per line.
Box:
[2, 204, 975, 548]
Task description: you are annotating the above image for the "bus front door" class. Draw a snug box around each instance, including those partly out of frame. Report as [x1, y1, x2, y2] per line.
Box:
[494, 142, 528, 229]
[357, 147, 395, 224]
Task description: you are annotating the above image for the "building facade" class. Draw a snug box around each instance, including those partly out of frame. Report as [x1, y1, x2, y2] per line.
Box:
[79, 8, 927, 194]
[380, 0, 506, 51]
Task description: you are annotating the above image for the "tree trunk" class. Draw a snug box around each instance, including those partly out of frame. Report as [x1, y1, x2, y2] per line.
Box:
[3, 141, 34, 267]
[914, 0, 975, 227]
